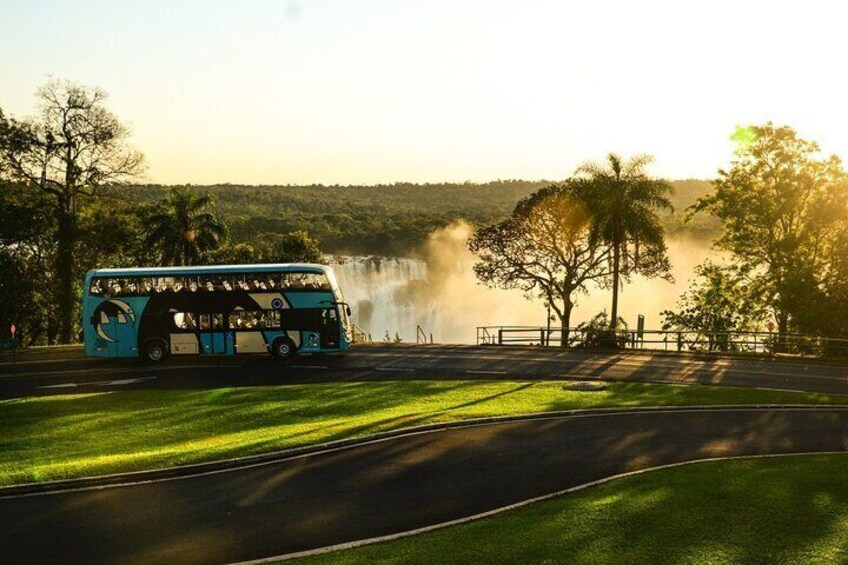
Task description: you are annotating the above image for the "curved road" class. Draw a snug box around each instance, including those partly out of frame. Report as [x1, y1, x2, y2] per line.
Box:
[1, 406, 847, 564]
[3, 344, 848, 397]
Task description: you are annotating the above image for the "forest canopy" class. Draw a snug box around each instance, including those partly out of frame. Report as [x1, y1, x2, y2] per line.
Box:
[102, 179, 716, 257]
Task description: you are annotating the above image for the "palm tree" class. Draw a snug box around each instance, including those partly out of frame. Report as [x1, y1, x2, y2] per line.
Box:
[574, 153, 673, 331]
[145, 188, 226, 266]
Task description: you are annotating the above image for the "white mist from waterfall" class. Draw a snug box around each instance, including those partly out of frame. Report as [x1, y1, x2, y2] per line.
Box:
[332, 222, 714, 344]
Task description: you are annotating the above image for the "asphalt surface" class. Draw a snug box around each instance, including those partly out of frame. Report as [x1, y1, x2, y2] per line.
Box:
[2, 344, 848, 397]
[1, 406, 847, 564]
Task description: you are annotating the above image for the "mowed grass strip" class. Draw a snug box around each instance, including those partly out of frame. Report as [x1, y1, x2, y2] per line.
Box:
[299, 454, 848, 565]
[0, 380, 845, 486]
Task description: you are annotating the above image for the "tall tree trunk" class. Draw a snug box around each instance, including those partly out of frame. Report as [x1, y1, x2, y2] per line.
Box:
[777, 310, 790, 353]
[55, 198, 77, 343]
[610, 242, 621, 329]
[560, 297, 573, 349]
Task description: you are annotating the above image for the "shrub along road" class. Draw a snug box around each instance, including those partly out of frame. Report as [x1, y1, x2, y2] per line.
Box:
[1, 407, 847, 564]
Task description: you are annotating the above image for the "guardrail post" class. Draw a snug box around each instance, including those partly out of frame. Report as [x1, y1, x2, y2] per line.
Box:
[498, 329, 503, 345]
[677, 332, 682, 352]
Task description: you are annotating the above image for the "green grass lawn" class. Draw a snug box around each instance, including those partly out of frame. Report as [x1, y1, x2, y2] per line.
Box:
[299, 454, 848, 565]
[0, 380, 845, 486]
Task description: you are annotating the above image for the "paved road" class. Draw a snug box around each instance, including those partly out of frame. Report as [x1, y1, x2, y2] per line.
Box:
[1, 407, 847, 564]
[2, 345, 848, 397]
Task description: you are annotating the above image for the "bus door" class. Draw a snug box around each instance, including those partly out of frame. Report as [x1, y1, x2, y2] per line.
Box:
[321, 308, 341, 349]
[199, 313, 227, 354]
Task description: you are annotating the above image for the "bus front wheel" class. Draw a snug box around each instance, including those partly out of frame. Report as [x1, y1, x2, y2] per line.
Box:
[143, 340, 168, 364]
[271, 338, 297, 360]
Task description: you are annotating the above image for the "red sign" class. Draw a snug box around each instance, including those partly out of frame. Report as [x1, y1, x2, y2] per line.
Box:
[10, 324, 15, 338]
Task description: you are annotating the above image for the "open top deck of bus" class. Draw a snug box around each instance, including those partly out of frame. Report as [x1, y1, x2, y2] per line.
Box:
[85, 263, 333, 279]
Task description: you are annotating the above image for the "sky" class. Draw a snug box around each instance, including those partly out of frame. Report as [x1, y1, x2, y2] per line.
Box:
[2, 0, 847, 185]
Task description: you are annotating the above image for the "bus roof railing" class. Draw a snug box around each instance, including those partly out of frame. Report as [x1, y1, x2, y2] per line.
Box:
[86, 263, 333, 278]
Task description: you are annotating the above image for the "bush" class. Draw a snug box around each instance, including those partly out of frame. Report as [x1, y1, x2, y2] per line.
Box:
[570, 312, 630, 349]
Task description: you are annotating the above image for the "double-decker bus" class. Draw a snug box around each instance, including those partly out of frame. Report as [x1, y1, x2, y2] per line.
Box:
[82, 264, 352, 363]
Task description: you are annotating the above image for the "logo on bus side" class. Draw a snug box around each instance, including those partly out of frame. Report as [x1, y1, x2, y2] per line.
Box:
[91, 299, 136, 343]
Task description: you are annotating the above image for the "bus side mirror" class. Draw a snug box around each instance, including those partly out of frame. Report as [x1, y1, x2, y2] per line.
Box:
[346, 305, 352, 317]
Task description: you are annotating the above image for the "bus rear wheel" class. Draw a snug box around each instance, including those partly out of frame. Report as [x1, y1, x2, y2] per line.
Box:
[271, 337, 297, 360]
[143, 340, 168, 364]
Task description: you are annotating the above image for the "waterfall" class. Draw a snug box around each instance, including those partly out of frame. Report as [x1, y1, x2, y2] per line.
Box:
[331, 257, 441, 343]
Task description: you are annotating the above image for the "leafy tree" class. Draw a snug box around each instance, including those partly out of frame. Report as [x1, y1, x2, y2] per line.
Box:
[661, 262, 765, 351]
[257, 231, 325, 264]
[206, 231, 324, 265]
[207, 242, 259, 265]
[468, 184, 612, 345]
[788, 226, 848, 343]
[77, 198, 156, 269]
[574, 153, 673, 331]
[0, 81, 144, 342]
[0, 181, 59, 343]
[691, 124, 848, 342]
[144, 187, 226, 266]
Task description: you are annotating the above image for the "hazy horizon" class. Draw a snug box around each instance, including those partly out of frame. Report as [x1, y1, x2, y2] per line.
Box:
[4, 0, 848, 186]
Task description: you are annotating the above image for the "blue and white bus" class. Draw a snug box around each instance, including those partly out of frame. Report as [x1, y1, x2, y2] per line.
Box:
[82, 264, 352, 363]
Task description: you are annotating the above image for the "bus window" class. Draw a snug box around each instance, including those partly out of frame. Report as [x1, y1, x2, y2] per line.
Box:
[173, 312, 197, 330]
[200, 313, 224, 330]
[173, 312, 185, 329]
[199, 276, 227, 292]
[124, 279, 139, 295]
[257, 310, 280, 328]
[282, 273, 331, 291]
[229, 310, 245, 329]
[139, 278, 154, 295]
[89, 279, 104, 296]
[154, 277, 176, 293]
[263, 311, 277, 328]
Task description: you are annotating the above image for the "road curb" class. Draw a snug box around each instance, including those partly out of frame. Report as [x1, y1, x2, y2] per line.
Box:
[3, 404, 848, 498]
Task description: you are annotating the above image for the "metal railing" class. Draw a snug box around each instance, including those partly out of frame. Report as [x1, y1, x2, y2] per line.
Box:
[351, 323, 372, 344]
[476, 326, 848, 357]
[416, 325, 434, 345]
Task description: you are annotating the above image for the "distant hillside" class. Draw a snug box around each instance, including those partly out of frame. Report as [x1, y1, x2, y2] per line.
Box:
[105, 179, 718, 256]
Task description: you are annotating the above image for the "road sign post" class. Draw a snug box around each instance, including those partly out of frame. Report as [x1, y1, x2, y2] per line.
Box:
[9, 323, 17, 375]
